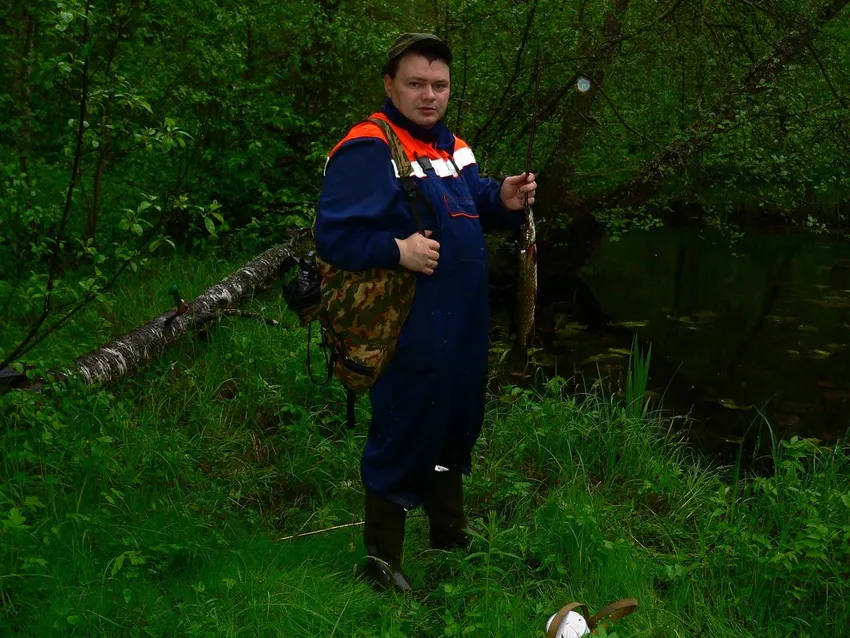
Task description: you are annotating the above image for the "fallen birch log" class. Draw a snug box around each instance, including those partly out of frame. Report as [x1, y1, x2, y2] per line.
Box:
[60, 241, 297, 386]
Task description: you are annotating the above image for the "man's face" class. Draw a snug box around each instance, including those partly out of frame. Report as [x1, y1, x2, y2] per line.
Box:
[384, 52, 450, 128]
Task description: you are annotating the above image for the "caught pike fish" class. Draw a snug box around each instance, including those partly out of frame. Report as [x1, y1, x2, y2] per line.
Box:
[507, 56, 541, 370]
[509, 206, 538, 368]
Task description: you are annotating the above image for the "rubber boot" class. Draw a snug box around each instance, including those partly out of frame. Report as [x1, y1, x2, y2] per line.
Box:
[361, 490, 412, 592]
[423, 471, 470, 551]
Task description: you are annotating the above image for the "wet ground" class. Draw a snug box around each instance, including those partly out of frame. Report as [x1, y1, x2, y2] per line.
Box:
[489, 225, 850, 464]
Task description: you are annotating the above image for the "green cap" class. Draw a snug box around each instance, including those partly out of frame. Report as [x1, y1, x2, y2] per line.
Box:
[383, 33, 452, 75]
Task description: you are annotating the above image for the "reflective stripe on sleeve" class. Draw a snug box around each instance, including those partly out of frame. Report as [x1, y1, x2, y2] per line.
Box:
[453, 147, 476, 170]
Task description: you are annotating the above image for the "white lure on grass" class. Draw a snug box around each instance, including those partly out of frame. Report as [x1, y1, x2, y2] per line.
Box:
[545, 610, 591, 638]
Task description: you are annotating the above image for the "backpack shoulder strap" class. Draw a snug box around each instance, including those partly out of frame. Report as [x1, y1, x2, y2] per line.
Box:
[346, 387, 357, 429]
[366, 117, 425, 234]
[367, 117, 414, 179]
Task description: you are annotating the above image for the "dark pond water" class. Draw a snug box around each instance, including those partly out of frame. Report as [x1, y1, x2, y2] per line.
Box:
[491, 226, 850, 463]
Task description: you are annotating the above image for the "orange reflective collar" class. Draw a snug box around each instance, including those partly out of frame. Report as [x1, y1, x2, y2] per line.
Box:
[329, 113, 475, 172]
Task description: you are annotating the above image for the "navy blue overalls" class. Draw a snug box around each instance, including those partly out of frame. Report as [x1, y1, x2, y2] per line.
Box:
[315, 99, 521, 509]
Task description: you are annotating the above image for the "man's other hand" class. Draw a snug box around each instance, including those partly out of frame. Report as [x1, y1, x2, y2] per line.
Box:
[500, 172, 537, 211]
[396, 230, 441, 275]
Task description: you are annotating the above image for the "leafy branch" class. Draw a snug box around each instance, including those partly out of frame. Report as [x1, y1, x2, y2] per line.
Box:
[1, 3, 93, 370]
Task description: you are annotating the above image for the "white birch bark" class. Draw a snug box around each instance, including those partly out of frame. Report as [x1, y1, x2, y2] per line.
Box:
[63, 242, 296, 385]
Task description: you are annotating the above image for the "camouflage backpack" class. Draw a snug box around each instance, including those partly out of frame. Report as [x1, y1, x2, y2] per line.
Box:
[285, 117, 427, 427]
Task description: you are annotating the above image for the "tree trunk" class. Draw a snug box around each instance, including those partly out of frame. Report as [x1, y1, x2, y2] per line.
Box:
[17, 7, 36, 181]
[57, 242, 296, 386]
[87, 112, 111, 242]
[539, 0, 632, 226]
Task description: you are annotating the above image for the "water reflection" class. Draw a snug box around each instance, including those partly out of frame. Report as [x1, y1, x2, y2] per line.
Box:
[505, 226, 850, 462]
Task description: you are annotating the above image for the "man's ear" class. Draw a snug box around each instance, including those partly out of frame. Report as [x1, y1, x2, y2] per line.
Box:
[383, 74, 393, 98]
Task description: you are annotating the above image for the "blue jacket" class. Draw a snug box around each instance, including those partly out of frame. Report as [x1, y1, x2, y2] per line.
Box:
[315, 98, 519, 272]
[314, 99, 522, 508]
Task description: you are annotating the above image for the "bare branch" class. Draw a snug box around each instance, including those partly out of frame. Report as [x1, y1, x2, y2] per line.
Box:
[806, 43, 849, 109]
[472, 0, 538, 148]
[592, 81, 663, 149]
[1, 5, 92, 369]
[593, 0, 850, 213]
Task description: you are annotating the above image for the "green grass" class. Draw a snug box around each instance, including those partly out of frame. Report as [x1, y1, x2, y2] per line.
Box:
[2, 253, 849, 636]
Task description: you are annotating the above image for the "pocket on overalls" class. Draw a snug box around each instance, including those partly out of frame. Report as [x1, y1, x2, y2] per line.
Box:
[443, 188, 487, 264]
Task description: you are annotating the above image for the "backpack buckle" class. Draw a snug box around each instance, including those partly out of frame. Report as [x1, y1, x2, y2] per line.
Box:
[400, 177, 419, 199]
[416, 157, 433, 173]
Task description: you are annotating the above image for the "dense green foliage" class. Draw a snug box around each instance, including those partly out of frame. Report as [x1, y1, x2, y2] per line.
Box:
[2, 255, 848, 636]
[2, 3, 850, 634]
[2, 1, 850, 370]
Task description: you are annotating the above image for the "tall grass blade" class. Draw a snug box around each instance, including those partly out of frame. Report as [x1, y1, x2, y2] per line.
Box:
[626, 334, 652, 419]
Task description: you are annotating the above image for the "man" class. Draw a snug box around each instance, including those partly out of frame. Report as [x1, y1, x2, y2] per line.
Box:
[314, 33, 537, 592]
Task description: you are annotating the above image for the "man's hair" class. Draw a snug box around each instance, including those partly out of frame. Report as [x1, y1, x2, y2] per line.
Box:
[383, 43, 451, 79]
